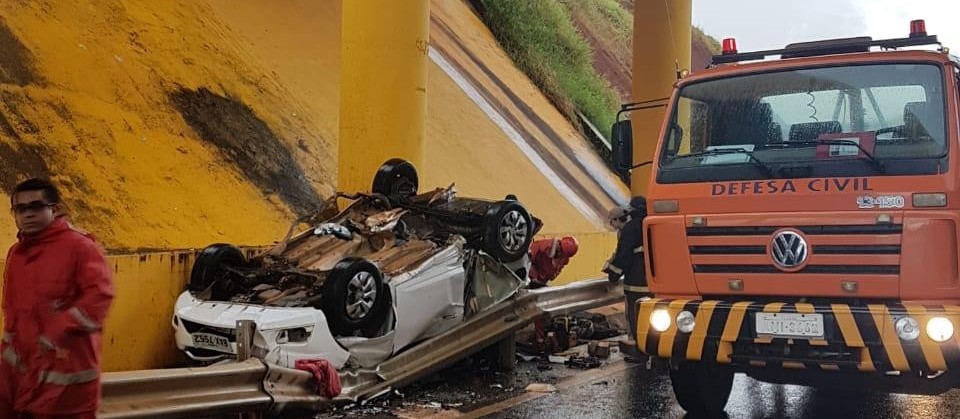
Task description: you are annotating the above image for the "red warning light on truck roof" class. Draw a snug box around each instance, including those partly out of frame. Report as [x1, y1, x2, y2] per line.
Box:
[722, 38, 738, 55]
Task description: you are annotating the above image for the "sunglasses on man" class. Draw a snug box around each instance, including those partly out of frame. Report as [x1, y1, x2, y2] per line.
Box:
[11, 200, 56, 214]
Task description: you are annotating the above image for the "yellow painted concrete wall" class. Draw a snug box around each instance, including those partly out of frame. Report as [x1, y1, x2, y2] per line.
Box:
[1, 251, 192, 372]
[0, 0, 627, 370]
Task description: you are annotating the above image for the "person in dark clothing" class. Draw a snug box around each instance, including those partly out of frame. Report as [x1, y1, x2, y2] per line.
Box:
[603, 196, 647, 286]
[603, 196, 648, 349]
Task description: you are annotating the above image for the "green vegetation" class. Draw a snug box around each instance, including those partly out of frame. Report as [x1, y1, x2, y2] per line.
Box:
[476, 0, 620, 133]
[474, 0, 723, 144]
[560, 0, 632, 59]
[694, 25, 722, 55]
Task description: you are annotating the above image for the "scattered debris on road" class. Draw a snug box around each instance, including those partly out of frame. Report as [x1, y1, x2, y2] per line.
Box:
[525, 383, 557, 393]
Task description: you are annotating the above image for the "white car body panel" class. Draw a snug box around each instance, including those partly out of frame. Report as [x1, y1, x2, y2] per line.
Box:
[172, 245, 473, 370]
[390, 245, 465, 351]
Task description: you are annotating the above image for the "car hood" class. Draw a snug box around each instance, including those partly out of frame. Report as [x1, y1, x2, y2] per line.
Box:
[175, 292, 322, 331]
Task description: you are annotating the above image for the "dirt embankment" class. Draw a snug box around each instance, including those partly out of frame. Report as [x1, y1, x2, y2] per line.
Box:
[568, 0, 720, 101]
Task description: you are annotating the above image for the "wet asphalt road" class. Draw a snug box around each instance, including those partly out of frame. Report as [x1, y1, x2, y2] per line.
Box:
[320, 339, 960, 419]
[493, 363, 960, 419]
[325, 358, 960, 419]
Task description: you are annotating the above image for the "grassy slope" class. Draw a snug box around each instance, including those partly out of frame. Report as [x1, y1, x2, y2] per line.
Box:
[475, 0, 721, 134]
[475, 0, 620, 133]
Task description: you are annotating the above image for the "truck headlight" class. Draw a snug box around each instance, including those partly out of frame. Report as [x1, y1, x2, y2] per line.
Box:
[676, 311, 695, 333]
[895, 317, 919, 341]
[651, 309, 671, 332]
[926, 317, 954, 343]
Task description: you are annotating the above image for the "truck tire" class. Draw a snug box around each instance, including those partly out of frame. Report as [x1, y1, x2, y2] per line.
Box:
[372, 158, 418, 202]
[481, 200, 533, 262]
[321, 258, 390, 338]
[189, 244, 245, 293]
[669, 361, 734, 417]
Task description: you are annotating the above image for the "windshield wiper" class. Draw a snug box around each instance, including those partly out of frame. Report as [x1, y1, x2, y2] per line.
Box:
[675, 147, 774, 178]
[766, 140, 884, 173]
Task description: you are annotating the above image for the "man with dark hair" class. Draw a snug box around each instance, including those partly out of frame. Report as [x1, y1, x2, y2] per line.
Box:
[1, 178, 114, 419]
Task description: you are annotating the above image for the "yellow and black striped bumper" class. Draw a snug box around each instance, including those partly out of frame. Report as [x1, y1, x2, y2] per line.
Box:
[636, 299, 960, 373]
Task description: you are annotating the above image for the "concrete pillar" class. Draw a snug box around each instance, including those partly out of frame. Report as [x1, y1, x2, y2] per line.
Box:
[338, 0, 429, 192]
[630, 0, 691, 195]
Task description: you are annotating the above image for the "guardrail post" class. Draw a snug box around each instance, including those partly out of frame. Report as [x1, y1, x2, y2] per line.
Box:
[237, 320, 256, 361]
[497, 332, 517, 372]
[236, 320, 261, 419]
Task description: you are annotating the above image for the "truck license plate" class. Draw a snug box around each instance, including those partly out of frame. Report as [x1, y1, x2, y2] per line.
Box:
[192, 332, 231, 353]
[755, 312, 824, 338]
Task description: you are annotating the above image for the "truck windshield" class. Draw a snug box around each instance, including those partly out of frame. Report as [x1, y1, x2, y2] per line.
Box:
[658, 63, 947, 183]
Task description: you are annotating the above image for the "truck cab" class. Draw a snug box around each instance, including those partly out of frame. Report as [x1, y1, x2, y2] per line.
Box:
[613, 21, 960, 416]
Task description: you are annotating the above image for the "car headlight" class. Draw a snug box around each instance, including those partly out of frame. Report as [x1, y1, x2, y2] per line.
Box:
[895, 317, 919, 341]
[651, 309, 671, 332]
[926, 317, 954, 343]
[676, 311, 695, 333]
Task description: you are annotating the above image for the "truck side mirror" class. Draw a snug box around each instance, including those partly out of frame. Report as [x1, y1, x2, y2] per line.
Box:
[611, 119, 633, 174]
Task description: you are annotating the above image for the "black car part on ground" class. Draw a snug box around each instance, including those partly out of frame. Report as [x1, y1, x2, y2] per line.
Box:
[565, 356, 602, 369]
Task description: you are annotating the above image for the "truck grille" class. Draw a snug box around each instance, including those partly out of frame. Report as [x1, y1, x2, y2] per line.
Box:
[687, 224, 902, 275]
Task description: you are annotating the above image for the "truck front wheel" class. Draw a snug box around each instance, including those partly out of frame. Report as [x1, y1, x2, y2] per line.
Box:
[669, 361, 734, 417]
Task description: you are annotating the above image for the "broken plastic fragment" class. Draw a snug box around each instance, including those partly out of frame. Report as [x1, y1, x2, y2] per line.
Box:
[525, 383, 556, 393]
[314, 223, 352, 240]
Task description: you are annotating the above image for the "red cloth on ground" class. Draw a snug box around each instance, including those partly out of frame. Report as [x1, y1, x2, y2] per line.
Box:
[294, 359, 342, 398]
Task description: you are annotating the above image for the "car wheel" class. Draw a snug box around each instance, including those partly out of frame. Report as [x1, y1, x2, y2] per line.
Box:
[482, 200, 533, 262]
[189, 244, 245, 293]
[669, 361, 734, 417]
[321, 258, 390, 337]
[372, 158, 418, 202]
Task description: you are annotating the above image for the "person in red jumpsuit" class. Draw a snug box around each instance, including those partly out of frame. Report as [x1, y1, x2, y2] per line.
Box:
[526, 236, 578, 353]
[526, 236, 579, 288]
[1, 178, 114, 419]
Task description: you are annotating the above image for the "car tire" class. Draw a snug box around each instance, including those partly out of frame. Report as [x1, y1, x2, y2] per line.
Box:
[189, 244, 245, 293]
[669, 361, 734, 417]
[372, 158, 419, 202]
[482, 200, 533, 262]
[321, 258, 390, 337]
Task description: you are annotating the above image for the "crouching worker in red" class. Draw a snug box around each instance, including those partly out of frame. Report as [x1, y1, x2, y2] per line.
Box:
[1, 178, 114, 419]
[526, 236, 579, 289]
[526, 236, 579, 353]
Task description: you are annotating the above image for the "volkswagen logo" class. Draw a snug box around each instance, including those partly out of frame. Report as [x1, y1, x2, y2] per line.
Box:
[770, 230, 809, 270]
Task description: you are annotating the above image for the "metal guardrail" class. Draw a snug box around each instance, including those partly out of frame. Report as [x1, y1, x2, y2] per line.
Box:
[98, 358, 327, 419]
[98, 278, 623, 418]
[339, 278, 623, 402]
[533, 277, 622, 316]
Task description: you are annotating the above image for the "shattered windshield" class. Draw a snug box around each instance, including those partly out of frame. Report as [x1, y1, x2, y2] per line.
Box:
[658, 63, 948, 183]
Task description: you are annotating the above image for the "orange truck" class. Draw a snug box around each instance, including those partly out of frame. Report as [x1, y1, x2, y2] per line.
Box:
[612, 20, 960, 416]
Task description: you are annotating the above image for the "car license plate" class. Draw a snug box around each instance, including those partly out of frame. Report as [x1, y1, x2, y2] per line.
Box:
[191, 332, 231, 353]
[755, 312, 824, 338]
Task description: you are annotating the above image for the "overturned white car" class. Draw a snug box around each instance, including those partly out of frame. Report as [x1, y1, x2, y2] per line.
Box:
[172, 159, 540, 369]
